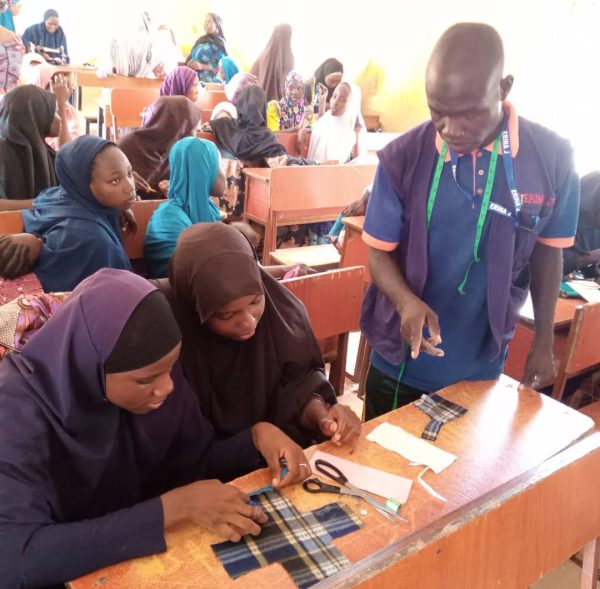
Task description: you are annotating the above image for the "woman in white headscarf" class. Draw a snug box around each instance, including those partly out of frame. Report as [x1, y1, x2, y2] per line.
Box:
[97, 11, 168, 79]
[300, 81, 365, 164]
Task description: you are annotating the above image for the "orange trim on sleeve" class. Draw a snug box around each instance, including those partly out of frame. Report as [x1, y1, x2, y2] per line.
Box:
[362, 231, 398, 251]
[536, 236, 575, 248]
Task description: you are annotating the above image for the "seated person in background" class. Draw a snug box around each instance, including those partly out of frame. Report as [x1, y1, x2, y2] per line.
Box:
[0, 1, 24, 96]
[22, 135, 134, 292]
[250, 23, 294, 102]
[21, 8, 69, 63]
[224, 71, 258, 105]
[0, 268, 309, 587]
[0, 85, 59, 205]
[305, 57, 344, 116]
[563, 171, 600, 278]
[209, 85, 315, 218]
[118, 96, 201, 199]
[159, 65, 199, 102]
[144, 137, 225, 278]
[97, 11, 167, 79]
[186, 12, 227, 84]
[218, 55, 239, 83]
[163, 223, 361, 448]
[266, 69, 311, 133]
[300, 82, 364, 164]
[21, 53, 82, 149]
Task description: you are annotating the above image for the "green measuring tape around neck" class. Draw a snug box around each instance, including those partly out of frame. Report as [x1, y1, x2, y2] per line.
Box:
[426, 133, 501, 294]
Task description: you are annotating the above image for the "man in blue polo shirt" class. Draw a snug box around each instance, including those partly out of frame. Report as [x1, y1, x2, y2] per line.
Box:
[360, 22, 579, 419]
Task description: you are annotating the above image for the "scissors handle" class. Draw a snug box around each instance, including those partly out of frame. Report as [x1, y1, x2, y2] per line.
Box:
[314, 459, 348, 485]
[302, 478, 342, 494]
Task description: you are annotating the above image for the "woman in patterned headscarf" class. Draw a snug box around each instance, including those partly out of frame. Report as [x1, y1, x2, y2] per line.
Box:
[266, 70, 309, 132]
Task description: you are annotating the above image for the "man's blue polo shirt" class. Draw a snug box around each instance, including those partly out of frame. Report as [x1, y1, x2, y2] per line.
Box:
[363, 103, 579, 391]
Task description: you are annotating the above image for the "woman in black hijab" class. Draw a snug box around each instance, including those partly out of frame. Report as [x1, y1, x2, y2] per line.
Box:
[0, 85, 59, 203]
[0, 268, 308, 587]
[166, 223, 361, 448]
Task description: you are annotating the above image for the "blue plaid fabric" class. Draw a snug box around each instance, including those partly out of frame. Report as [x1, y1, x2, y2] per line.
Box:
[211, 489, 362, 588]
[414, 392, 468, 441]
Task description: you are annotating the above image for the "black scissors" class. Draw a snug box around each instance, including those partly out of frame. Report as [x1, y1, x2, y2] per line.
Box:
[303, 459, 407, 524]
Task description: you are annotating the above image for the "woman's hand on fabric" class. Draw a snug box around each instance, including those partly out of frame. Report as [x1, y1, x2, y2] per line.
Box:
[318, 403, 361, 451]
[120, 209, 137, 236]
[161, 480, 268, 542]
[0, 234, 40, 278]
[251, 422, 311, 488]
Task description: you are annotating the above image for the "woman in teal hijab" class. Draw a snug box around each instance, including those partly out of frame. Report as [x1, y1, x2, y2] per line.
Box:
[144, 137, 225, 278]
[218, 56, 239, 83]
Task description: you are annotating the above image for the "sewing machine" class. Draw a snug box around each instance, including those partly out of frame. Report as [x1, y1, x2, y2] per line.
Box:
[28, 43, 67, 65]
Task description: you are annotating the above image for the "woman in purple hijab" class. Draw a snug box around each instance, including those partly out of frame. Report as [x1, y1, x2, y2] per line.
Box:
[0, 268, 309, 587]
[159, 65, 199, 103]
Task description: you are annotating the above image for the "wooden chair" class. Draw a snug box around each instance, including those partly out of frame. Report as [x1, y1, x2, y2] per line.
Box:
[196, 89, 227, 112]
[281, 266, 364, 396]
[244, 164, 376, 264]
[109, 87, 160, 140]
[0, 200, 162, 262]
[552, 301, 600, 402]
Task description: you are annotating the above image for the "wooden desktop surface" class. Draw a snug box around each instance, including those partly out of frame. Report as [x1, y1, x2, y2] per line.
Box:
[69, 377, 598, 589]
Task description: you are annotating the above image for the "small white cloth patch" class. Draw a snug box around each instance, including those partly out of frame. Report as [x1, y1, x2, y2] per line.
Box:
[366, 422, 457, 474]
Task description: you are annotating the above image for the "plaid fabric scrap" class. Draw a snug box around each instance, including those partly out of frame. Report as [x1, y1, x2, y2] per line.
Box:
[211, 489, 362, 588]
[414, 392, 468, 441]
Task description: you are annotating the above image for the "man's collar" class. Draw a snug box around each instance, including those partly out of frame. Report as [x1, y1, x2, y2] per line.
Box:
[434, 101, 519, 160]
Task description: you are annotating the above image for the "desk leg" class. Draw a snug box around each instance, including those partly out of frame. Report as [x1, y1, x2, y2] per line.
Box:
[329, 333, 349, 397]
[97, 106, 104, 139]
[263, 214, 277, 265]
[77, 85, 82, 111]
[581, 538, 600, 589]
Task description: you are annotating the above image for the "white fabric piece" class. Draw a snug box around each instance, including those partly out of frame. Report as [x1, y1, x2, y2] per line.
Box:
[366, 422, 457, 474]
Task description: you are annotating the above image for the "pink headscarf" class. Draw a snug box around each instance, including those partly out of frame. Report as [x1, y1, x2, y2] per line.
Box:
[159, 66, 198, 97]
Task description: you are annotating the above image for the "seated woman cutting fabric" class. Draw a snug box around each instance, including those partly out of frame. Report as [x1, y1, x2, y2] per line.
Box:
[144, 136, 225, 278]
[22, 135, 135, 292]
[161, 223, 361, 448]
[0, 268, 309, 588]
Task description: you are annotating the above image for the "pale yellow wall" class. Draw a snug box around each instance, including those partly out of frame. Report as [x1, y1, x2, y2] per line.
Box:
[166, 0, 600, 172]
[16, 0, 600, 173]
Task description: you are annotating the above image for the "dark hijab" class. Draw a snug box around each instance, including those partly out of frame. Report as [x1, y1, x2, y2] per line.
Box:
[0, 268, 261, 586]
[118, 96, 201, 196]
[0, 85, 58, 200]
[22, 135, 132, 292]
[187, 12, 227, 59]
[167, 223, 336, 446]
[312, 57, 344, 103]
[563, 171, 600, 275]
[250, 23, 294, 102]
[209, 85, 287, 164]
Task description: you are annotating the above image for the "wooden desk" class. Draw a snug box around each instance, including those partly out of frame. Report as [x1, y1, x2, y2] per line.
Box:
[271, 244, 341, 271]
[73, 68, 162, 111]
[340, 216, 369, 283]
[69, 377, 600, 589]
[504, 295, 583, 382]
[244, 165, 376, 264]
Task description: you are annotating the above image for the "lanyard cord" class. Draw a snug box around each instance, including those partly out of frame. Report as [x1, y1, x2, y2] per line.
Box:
[392, 131, 504, 409]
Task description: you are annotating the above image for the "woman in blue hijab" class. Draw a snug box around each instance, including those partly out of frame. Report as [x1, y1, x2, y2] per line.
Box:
[144, 137, 225, 278]
[22, 135, 134, 291]
[22, 9, 70, 64]
[218, 56, 239, 84]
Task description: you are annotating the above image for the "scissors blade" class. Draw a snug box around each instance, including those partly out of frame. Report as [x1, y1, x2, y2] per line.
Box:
[343, 481, 408, 523]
